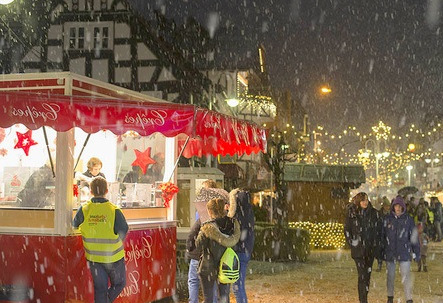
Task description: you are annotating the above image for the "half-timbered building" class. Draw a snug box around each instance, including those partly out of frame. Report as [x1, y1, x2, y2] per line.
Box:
[13, 0, 211, 106]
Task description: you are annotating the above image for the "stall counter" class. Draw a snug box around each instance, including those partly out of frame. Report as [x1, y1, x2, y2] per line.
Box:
[0, 207, 168, 229]
[0, 220, 176, 303]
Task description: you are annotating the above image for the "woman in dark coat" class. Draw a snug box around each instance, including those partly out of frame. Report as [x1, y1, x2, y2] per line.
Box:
[344, 192, 382, 303]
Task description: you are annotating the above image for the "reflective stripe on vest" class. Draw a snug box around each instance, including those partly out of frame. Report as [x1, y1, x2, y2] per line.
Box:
[80, 201, 125, 263]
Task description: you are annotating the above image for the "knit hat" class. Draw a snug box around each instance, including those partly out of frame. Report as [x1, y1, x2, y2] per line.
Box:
[195, 187, 229, 222]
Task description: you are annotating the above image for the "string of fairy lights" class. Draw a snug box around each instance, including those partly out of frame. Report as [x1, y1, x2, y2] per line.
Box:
[289, 221, 346, 249]
[268, 120, 443, 187]
[239, 94, 277, 117]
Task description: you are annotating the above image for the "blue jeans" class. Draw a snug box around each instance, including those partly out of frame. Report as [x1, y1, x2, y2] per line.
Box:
[88, 258, 126, 303]
[233, 252, 250, 303]
[188, 259, 217, 303]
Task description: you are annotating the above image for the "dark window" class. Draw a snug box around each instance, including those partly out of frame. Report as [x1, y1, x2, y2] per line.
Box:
[69, 28, 76, 49]
[102, 27, 109, 49]
[86, 0, 93, 11]
[94, 27, 100, 49]
[72, 0, 78, 11]
[78, 27, 85, 49]
[101, 0, 107, 10]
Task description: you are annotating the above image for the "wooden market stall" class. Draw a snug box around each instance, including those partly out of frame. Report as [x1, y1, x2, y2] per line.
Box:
[0, 72, 267, 302]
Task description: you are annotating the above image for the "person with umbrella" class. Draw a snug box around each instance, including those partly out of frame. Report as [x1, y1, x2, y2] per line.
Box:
[186, 180, 230, 303]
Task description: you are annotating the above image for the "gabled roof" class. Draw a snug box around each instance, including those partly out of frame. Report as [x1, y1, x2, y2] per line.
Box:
[284, 163, 365, 186]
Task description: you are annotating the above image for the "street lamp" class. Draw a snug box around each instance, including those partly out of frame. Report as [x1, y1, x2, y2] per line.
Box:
[424, 157, 440, 189]
[364, 138, 389, 185]
[319, 86, 332, 94]
[223, 72, 240, 108]
[406, 165, 413, 186]
[226, 98, 240, 107]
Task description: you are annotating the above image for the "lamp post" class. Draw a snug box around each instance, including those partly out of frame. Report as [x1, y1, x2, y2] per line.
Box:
[425, 157, 440, 189]
[364, 139, 389, 185]
[209, 70, 240, 109]
[223, 71, 240, 108]
[406, 165, 413, 186]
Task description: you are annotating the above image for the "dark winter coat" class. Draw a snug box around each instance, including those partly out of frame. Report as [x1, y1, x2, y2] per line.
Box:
[196, 217, 240, 277]
[186, 218, 202, 260]
[79, 170, 106, 189]
[17, 165, 55, 208]
[344, 201, 382, 260]
[433, 202, 442, 222]
[381, 197, 420, 262]
[229, 189, 255, 255]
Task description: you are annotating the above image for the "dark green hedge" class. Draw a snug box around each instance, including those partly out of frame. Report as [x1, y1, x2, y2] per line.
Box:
[252, 223, 310, 262]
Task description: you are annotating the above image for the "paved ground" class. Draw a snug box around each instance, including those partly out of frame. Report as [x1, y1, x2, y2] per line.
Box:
[244, 241, 443, 303]
[179, 241, 443, 303]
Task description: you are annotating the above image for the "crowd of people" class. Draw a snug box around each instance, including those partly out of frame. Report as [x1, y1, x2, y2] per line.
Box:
[186, 179, 255, 303]
[344, 192, 442, 303]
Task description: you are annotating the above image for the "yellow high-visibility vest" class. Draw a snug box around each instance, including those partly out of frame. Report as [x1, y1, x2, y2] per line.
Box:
[80, 201, 125, 263]
[427, 209, 434, 224]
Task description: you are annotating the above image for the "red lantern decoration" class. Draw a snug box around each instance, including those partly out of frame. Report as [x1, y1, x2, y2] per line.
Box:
[158, 182, 179, 208]
[73, 184, 79, 197]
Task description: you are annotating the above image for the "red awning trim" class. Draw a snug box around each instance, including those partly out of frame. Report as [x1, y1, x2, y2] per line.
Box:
[0, 91, 267, 157]
[0, 91, 195, 137]
[195, 108, 267, 155]
[177, 137, 263, 158]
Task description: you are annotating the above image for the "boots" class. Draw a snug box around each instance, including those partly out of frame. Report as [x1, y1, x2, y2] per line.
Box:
[423, 266, 428, 272]
[376, 263, 382, 272]
[406, 300, 413, 303]
[387, 296, 394, 303]
[418, 265, 421, 272]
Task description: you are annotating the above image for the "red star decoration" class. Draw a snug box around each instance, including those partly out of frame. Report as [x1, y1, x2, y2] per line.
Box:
[14, 130, 38, 156]
[131, 147, 156, 175]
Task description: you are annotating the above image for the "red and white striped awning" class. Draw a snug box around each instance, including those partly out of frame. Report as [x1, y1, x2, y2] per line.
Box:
[0, 91, 267, 158]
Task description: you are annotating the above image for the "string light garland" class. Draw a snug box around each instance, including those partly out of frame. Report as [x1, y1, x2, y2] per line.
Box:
[289, 221, 346, 249]
[266, 119, 442, 189]
[240, 94, 277, 117]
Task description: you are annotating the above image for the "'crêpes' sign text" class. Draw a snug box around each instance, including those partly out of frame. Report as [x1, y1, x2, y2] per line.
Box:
[2, 93, 194, 137]
[10, 103, 61, 123]
[116, 228, 176, 302]
[124, 110, 167, 130]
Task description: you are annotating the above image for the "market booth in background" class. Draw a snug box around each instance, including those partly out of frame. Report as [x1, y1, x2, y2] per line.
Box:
[0, 72, 267, 302]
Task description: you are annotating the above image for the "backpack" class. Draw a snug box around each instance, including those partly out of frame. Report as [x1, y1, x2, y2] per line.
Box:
[218, 247, 240, 284]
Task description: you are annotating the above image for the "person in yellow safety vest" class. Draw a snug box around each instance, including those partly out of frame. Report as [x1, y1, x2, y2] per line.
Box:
[73, 176, 128, 303]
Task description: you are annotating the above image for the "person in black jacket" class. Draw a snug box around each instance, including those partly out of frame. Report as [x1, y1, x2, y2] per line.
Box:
[228, 188, 255, 303]
[344, 192, 382, 303]
[376, 197, 391, 272]
[430, 196, 442, 242]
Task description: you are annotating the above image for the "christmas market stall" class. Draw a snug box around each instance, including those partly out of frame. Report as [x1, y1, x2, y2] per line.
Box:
[0, 72, 267, 302]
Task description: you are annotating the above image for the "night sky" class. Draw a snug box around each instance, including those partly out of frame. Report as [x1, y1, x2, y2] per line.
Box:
[130, 0, 443, 134]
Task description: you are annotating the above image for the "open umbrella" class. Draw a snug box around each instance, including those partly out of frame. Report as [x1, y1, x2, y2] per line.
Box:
[194, 187, 229, 222]
[398, 186, 419, 197]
